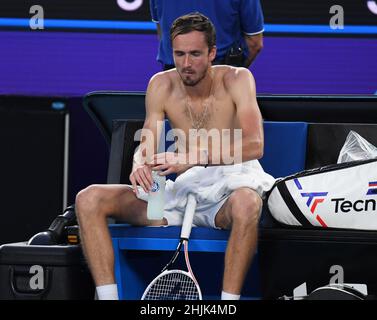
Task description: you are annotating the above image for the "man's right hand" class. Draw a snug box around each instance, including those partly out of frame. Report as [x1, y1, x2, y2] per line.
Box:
[129, 164, 154, 195]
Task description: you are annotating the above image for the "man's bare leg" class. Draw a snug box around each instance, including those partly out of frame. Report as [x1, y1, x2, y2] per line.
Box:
[75, 184, 167, 298]
[214, 187, 262, 299]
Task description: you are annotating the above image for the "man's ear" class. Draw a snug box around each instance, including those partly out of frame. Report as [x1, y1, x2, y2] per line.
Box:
[209, 46, 217, 62]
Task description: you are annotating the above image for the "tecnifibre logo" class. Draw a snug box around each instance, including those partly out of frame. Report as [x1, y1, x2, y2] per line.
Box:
[332, 181, 377, 214]
[294, 178, 377, 223]
[367, 181, 377, 195]
[294, 178, 328, 227]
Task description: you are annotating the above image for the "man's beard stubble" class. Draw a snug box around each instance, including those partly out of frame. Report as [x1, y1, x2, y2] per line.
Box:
[179, 66, 208, 87]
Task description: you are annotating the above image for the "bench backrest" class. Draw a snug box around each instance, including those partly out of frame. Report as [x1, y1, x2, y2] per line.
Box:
[107, 119, 308, 184]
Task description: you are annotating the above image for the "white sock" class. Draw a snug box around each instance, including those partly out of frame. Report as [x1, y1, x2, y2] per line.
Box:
[221, 291, 241, 300]
[96, 284, 119, 300]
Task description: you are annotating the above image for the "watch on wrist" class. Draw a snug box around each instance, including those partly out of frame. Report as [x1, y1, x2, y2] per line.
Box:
[202, 149, 209, 168]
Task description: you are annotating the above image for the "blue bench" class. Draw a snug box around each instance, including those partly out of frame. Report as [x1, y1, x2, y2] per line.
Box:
[108, 120, 308, 300]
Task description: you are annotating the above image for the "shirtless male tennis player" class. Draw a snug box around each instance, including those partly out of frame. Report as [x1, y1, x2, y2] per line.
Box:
[76, 12, 273, 300]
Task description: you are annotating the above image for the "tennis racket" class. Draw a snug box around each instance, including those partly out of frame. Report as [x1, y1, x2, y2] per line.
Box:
[141, 193, 202, 300]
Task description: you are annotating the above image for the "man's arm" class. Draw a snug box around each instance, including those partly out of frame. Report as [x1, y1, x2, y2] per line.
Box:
[239, 0, 264, 67]
[156, 23, 161, 41]
[130, 73, 166, 193]
[228, 68, 264, 162]
[243, 33, 263, 67]
[205, 68, 263, 165]
[149, 0, 161, 40]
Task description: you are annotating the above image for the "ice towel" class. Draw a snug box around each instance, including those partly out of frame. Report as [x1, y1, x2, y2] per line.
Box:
[163, 159, 276, 212]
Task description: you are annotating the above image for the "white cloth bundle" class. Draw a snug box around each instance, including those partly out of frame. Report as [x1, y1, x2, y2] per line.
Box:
[163, 160, 275, 212]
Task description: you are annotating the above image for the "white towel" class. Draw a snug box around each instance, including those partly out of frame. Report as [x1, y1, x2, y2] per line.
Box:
[164, 160, 276, 212]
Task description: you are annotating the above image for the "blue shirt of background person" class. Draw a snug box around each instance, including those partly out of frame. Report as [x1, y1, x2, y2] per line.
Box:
[150, 0, 264, 69]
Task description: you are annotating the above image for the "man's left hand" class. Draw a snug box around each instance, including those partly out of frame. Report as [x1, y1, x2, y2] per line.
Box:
[148, 152, 194, 175]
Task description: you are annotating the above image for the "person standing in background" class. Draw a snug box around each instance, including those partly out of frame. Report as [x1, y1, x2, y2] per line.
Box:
[150, 0, 264, 70]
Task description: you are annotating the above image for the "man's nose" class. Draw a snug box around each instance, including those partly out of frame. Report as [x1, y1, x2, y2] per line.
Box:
[183, 54, 191, 67]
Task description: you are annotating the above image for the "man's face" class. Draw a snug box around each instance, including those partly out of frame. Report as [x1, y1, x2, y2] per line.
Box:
[172, 31, 216, 86]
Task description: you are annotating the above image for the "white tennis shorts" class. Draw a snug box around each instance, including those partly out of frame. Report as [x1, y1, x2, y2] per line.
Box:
[129, 185, 228, 229]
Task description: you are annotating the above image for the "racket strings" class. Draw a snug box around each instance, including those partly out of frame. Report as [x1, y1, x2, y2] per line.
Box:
[143, 271, 200, 300]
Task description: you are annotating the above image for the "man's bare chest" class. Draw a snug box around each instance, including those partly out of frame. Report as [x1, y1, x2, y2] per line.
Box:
[165, 95, 235, 132]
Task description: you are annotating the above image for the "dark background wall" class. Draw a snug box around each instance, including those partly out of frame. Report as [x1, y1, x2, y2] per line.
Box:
[67, 97, 109, 203]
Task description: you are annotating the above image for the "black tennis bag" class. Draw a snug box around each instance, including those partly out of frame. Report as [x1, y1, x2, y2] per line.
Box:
[267, 158, 377, 230]
[279, 283, 367, 300]
[306, 284, 366, 300]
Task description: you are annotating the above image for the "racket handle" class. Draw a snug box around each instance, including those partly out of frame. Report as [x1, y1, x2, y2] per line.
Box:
[180, 193, 197, 239]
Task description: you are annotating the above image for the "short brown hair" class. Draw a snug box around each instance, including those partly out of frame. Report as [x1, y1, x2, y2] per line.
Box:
[170, 12, 216, 50]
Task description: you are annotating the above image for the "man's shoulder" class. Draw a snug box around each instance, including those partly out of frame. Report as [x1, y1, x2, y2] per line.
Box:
[148, 69, 177, 94]
[215, 66, 253, 89]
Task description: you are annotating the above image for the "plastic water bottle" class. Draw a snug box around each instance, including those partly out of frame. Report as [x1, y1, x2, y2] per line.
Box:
[147, 171, 166, 220]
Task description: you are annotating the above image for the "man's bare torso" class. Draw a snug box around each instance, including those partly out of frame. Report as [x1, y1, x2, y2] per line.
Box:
[159, 65, 241, 153]
[164, 66, 237, 131]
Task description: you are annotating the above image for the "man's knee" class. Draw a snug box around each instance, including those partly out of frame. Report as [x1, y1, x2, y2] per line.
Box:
[228, 188, 262, 225]
[76, 185, 110, 219]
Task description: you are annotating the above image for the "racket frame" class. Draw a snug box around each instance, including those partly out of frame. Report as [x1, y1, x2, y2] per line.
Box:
[141, 193, 202, 300]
